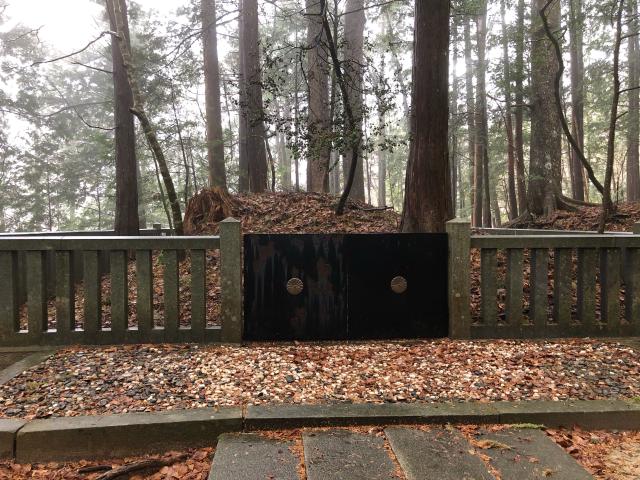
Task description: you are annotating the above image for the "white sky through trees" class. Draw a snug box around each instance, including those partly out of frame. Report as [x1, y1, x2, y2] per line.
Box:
[2, 0, 178, 52]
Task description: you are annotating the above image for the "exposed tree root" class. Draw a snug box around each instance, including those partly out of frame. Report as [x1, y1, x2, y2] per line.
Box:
[95, 454, 188, 480]
[184, 187, 238, 234]
[560, 194, 600, 208]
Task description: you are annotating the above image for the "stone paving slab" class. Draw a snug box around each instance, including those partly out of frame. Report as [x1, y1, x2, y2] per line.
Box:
[0, 352, 29, 371]
[495, 399, 640, 430]
[16, 407, 242, 463]
[303, 430, 396, 480]
[475, 428, 593, 479]
[0, 350, 55, 385]
[208, 433, 299, 480]
[385, 427, 494, 480]
[246, 401, 499, 430]
[0, 419, 26, 460]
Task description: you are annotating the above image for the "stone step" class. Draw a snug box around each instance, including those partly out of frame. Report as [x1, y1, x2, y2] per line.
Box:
[472, 428, 594, 479]
[385, 427, 495, 480]
[208, 433, 299, 480]
[303, 430, 397, 480]
[207, 427, 594, 480]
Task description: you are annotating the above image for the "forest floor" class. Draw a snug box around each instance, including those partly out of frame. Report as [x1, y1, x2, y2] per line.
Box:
[0, 427, 638, 480]
[506, 202, 640, 232]
[1, 339, 638, 419]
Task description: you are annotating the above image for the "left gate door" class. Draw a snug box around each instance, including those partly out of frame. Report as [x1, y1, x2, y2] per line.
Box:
[243, 234, 348, 341]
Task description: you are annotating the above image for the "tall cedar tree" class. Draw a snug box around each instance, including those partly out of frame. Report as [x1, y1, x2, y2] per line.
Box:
[627, 0, 640, 201]
[202, 0, 228, 190]
[239, 0, 268, 192]
[569, 0, 586, 200]
[107, 0, 139, 235]
[514, 0, 528, 213]
[450, 29, 459, 214]
[501, 0, 518, 220]
[111, 0, 184, 235]
[401, 0, 452, 233]
[528, 0, 562, 216]
[476, 1, 492, 227]
[343, 0, 366, 201]
[464, 18, 477, 219]
[306, 0, 331, 192]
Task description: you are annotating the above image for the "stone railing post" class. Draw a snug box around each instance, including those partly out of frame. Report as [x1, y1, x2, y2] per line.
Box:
[220, 218, 243, 343]
[634, 222, 640, 235]
[446, 219, 471, 339]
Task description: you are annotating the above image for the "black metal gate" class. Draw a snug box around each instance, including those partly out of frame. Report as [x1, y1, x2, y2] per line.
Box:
[243, 233, 448, 341]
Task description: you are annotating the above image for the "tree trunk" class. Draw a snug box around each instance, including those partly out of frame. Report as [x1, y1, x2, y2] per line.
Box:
[111, 0, 183, 235]
[450, 28, 459, 215]
[476, 3, 492, 228]
[342, 0, 366, 202]
[294, 26, 301, 192]
[107, 0, 139, 236]
[278, 101, 292, 190]
[401, 0, 452, 233]
[237, 3, 249, 192]
[202, 0, 228, 190]
[465, 18, 481, 227]
[569, 0, 586, 201]
[306, 0, 331, 192]
[377, 148, 386, 206]
[514, 0, 528, 214]
[528, 0, 562, 216]
[501, 0, 518, 220]
[240, 0, 268, 192]
[329, 0, 341, 196]
[600, 0, 624, 231]
[627, 0, 640, 201]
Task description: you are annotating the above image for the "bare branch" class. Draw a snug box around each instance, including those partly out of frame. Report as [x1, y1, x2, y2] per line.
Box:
[540, 0, 604, 195]
[31, 31, 118, 67]
[70, 61, 112, 74]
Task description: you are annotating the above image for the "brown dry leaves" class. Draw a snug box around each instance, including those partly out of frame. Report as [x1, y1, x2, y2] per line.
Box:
[188, 191, 401, 235]
[548, 428, 640, 479]
[509, 202, 640, 232]
[0, 448, 213, 480]
[1, 339, 638, 419]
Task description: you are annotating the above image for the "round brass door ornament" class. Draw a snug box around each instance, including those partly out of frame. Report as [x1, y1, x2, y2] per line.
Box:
[390, 276, 407, 294]
[286, 277, 304, 295]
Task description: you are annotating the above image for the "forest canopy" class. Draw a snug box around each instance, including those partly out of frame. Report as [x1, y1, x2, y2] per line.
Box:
[0, 0, 637, 233]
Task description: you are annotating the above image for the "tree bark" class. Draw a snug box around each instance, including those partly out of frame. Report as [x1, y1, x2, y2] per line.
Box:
[501, 0, 518, 220]
[476, 3, 492, 227]
[514, 0, 528, 214]
[202, 0, 228, 190]
[342, 0, 366, 202]
[569, 0, 586, 201]
[240, 0, 268, 192]
[106, 0, 139, 236]
[401, 0, 452, 233]
[329, 0, 341, 196]
[627, 0, 640, 201]
[600, 0, 624, 231]
[450, 28, 459, 215]
[528, 0, 563, 216]
[306, 0, 331, 192]
[237, 3, 249, 192]
[464, 18, 480, 226]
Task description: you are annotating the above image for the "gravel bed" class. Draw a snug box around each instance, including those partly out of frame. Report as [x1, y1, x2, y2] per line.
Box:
[0, 339, 638, 419]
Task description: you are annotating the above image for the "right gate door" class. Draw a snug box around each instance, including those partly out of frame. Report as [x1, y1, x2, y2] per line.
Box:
[345, 234, 448, 339]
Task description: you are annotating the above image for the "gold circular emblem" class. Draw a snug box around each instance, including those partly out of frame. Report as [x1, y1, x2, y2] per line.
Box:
[286, 277, 304, 295]
[390, 276, 407, 294]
